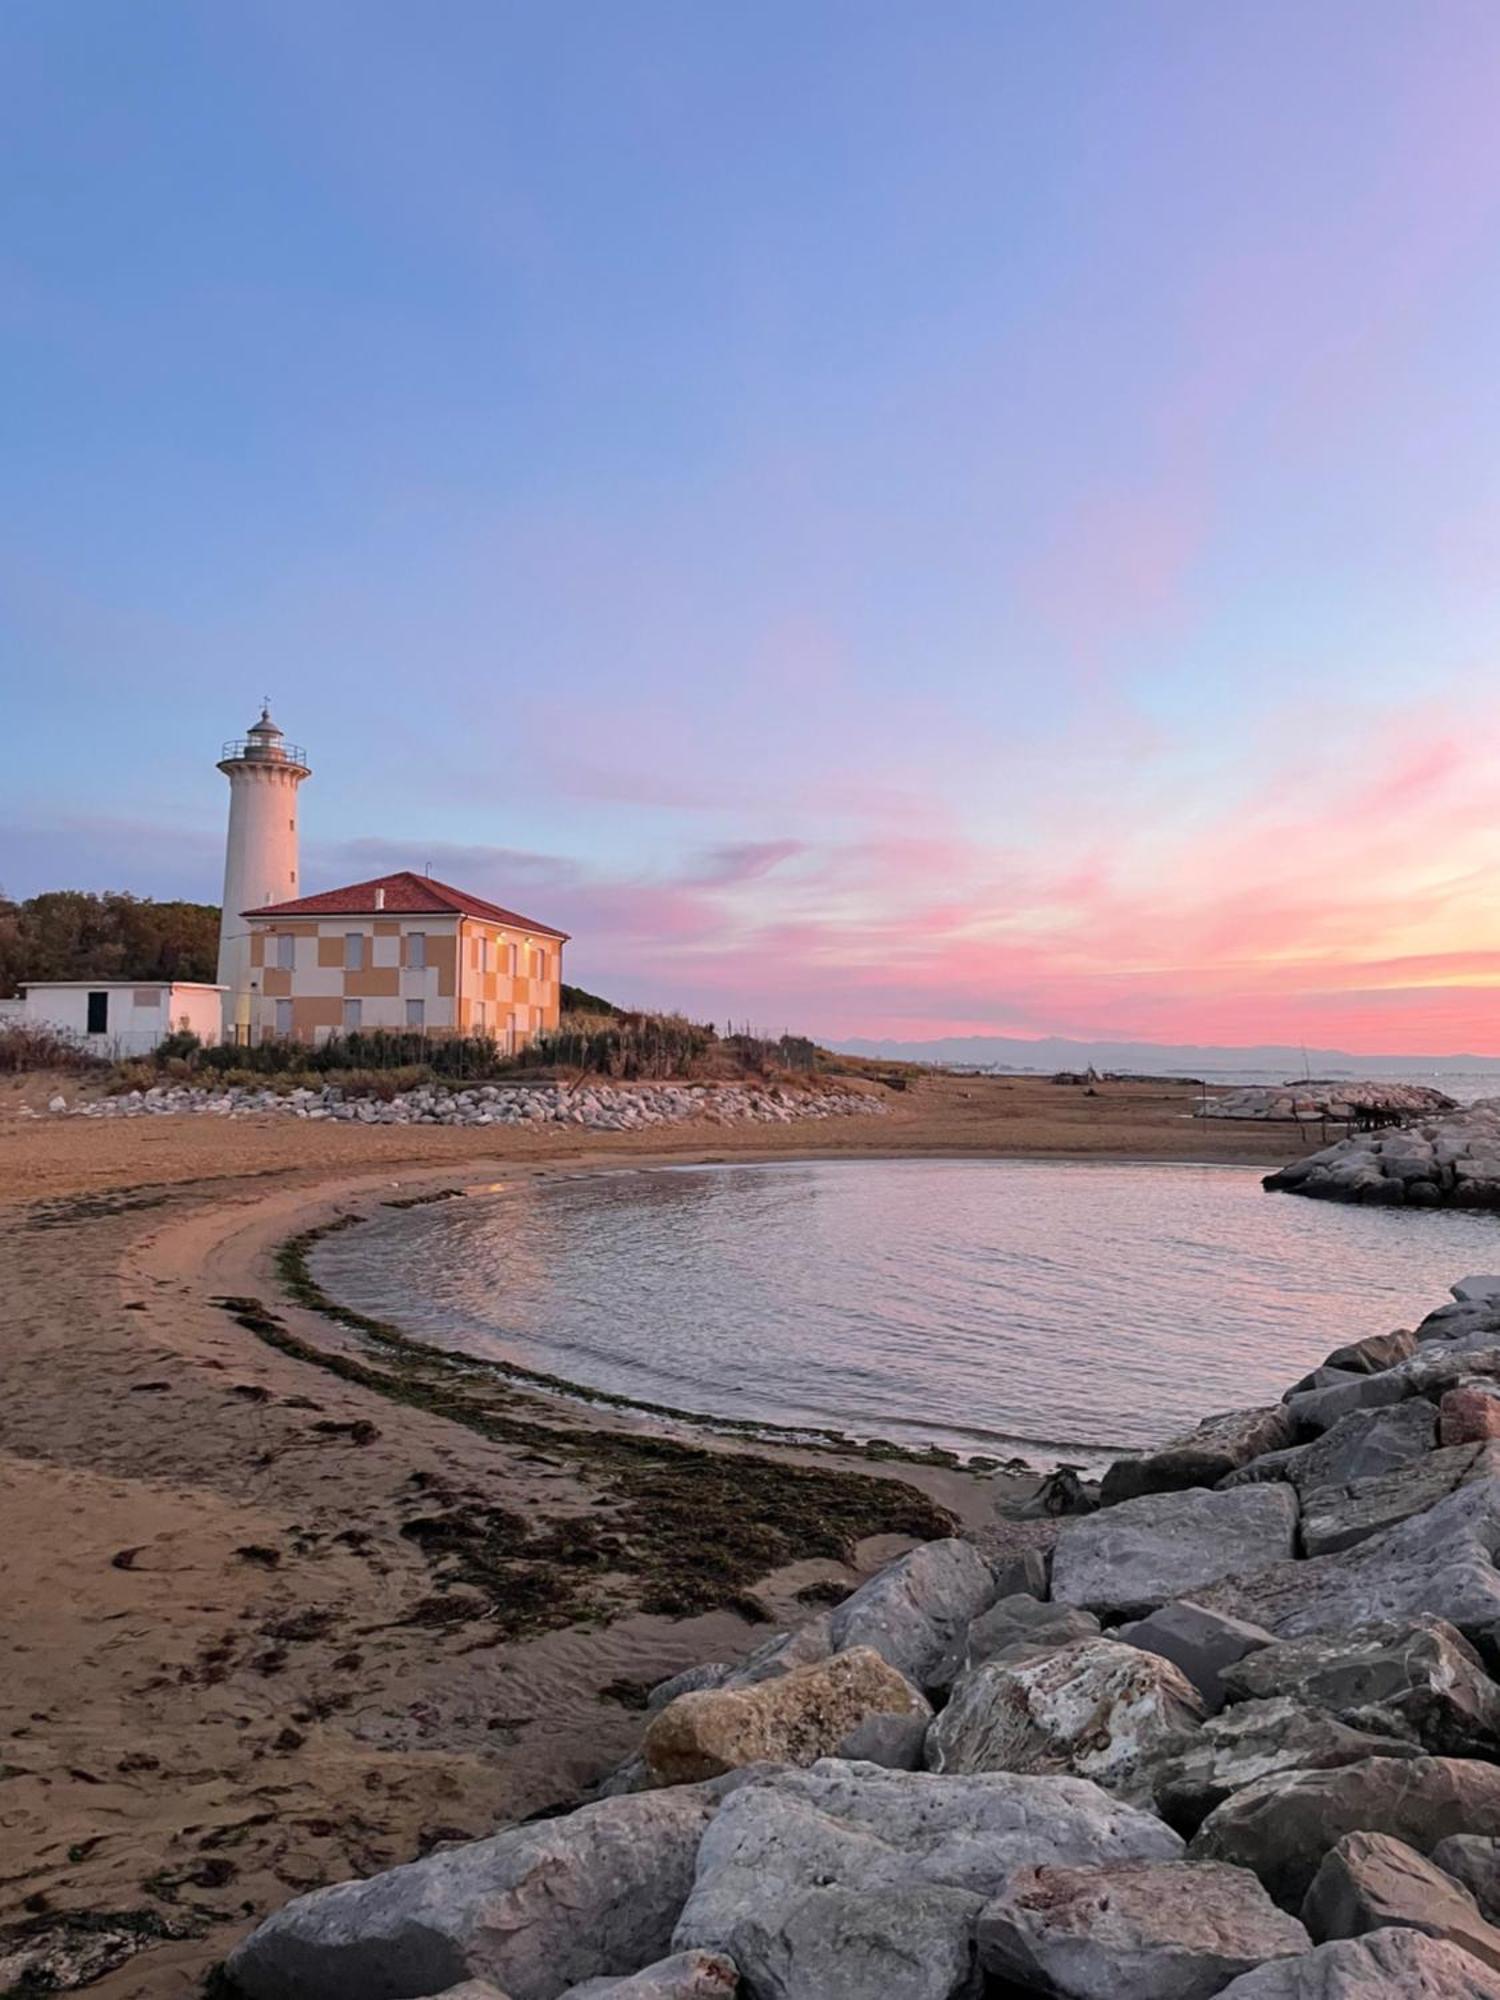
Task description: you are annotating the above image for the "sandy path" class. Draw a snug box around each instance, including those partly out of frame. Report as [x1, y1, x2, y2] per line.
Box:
[0, 1076, 1315, 1997]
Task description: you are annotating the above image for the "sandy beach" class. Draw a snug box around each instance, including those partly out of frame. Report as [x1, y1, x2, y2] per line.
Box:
[0, 1074, 1316, 1997]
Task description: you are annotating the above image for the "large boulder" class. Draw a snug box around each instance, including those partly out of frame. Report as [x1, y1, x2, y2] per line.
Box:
[1151, 1698, 1424, 1834]
[1221, 1402, 1437, 1496]
[1443, 1387, 1500, 1447]
[1220, 1616, 1500, 1756]
[673, 1760, 1182, 1970]
[977, 1859, 1309, 1999]
[1101, 1408, 1299, 1505]
[1300, 1444, 1498, 1556]
[641, 1648, 930, 1785]
[1283, 1373, 1409, 1435]
[1300, 1830, 1500, 1971]
[560, 1956, 739, 1999]
[925, 1637, 1203, 1805]
[1197, 1476, 1500, 1639]
[1189, 1755, 1500, 1906]
[1115, 1601, 1274, 1712]
[713, 1883, 982, 2000]
[960, 1594, 1100, 1674]
[1216, 1929, 1500, 1995]
[1434, 1837, 1500, 1923]
[826, 1540, 997, 1689]
[719, 1615, 834, 1689]
[227, 1785, 727, 2000]
[1051, 1486, 1299, 1619]
[1320, 1328, 1418, 1376]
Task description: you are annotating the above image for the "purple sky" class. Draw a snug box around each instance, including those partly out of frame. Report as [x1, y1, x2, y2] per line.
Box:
[6, 3, 1500, 1048]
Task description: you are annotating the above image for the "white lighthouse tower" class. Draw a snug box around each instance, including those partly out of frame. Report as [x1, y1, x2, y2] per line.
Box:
[216, 706, 311, 1039]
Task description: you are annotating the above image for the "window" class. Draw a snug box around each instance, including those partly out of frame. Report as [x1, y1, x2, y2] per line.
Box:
[275, 998, 294, 1037]
[342, 999, 362, 1032]
[344, 932, 364, 971]
[506, 941, 518, 978]
[478, 934, 490, 973]
[406, 998, 425, 1029]
[474, 1001, 487, 1030]
[507, 1009, 518, 1054]
[531, 946, 547, 980]
[276, 934, 295, 970]
[86, 990, 109, 1034]
[408, 931, 426, 971]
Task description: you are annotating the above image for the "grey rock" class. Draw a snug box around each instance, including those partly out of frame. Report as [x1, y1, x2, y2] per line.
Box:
[1197, 1475, 1500, 1639]
[1221, 1616, 1500, 1756]
[227, 1784, 724, 2000]
[991, 1547, 1050, 1600]
[1283, 1373, 1410, 1435]
[836, 1711, 930, 1770]
[1320, 1328, 1418, 1375]
[960, 1593, 1100, 1674]
[649, 1665, 735, 1711]
[559, 1955, 739, 1999]
[1051, 1485, 1300, 1619]
[827, 1539, 998, 1689]
[1116, 1601, 1274, 1711]
[1151, 1698, 1425, 1834]
[673, 1760, 1182, 1968]
[926, 1637, 1204, 1805]
[1217, 1929, 1500, 1995]
[1456, 1277, 1500, 1305]
[978, 1858, 1309, 1999]
[1433, 1837, 1500, 1923]
[1283, 1367, 1366, 1403]
[1300, 1830, 1500, 1971]
[426, 1987, 513, 2000]
[1395, 1346, 1500, 1399]
[1300, 1444, 1496, 1556]
[721, 1614, 834, 1689]
[1222, 1402, 1438, 1495]
[734, 1884, 981, 2000]
[1101, 1407, 1299, 1505]
[1190, 1754, 1500, 1905]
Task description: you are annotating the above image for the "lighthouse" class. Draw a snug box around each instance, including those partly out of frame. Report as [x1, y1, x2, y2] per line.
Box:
[216, 706, 311, 1039]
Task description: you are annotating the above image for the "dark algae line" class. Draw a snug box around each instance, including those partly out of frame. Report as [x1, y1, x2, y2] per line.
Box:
[212, 1216, 955, 1637]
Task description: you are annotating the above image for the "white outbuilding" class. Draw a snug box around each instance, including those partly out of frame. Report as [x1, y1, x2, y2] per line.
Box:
[19, 980, 226, 1056]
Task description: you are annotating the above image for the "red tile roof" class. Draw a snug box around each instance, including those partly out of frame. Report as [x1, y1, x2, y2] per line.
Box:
[248, 871, 569, 938]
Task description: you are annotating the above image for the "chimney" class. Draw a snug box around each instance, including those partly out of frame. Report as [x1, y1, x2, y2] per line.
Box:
[374, 886, 386, 911]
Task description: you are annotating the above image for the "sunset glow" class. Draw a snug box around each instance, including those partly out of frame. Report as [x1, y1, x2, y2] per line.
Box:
[7, 4, 1500, 1054]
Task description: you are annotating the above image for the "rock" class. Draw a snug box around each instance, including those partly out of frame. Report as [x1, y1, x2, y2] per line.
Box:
[1197, 1475, 1500, 1639]
[642, 1648, 930, 1785]
[1051, 1486, 1299, 1619]
[977, 1858, 1309, 1999]
[1222, 1402, 1438, 1494]
[1283, 1372, 1410, 1435]
[1456, 1278, 1500, 1305]
[433, 1986, 513, 2000]
[991, 1547, 1050, 1599]
[835, 1711, 931, 1770]
[1299, 1445, 1496, 1556]
[1101, 1407, 1299, 1504]
[227, 1784, 726, 2000]
[47, 1093, 66, 1113]
[1151, 1698, 1425, 1834]
[719, 1614, 834, 1689]
[673, 1760, 1182, 1971]
[1221, 1617, 1500, 1756]
[1284, 1367, 1366, 1402]
[1217, 1929, 1500, 1995]
[926, 1637, 1204, 1805]
[1434, 1838, 1500, 1922]
[559, 1953, 739, 1999]
[960, 1594, 1100, 1673]
[1320, 1328, 1418, 1375]
[724, 1883, 982, 2000]
[1301, 1830, 1500, 1971]
[1443, 1387, 1500, 1446]
[826, 1539, 998, 1690]
[1115, 1601, 1274, 1712]
[649, 1664, 735, 1710]
[1189, 1755, 1500, 1906]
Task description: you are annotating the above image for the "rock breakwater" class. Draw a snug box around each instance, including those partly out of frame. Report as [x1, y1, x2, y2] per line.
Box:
[1266, 1103, 1500, 1210]
[1200, 1082, 1455, 1122]
[226, 1277, 1500, 1998]
[28, 1080, 887, 1133]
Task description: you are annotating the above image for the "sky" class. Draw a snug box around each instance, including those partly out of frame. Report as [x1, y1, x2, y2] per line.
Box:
[6, 2, 1500, 1052]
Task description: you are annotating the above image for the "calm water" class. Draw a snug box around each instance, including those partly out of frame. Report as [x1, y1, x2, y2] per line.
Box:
[310, 1160, 1500, 1466]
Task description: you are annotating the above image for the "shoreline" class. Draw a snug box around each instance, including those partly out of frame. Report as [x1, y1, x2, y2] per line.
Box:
[0, 1075, 1324, 1997]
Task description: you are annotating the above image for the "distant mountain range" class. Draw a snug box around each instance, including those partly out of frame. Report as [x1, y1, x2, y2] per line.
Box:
[833, 1034, 1500, 1079]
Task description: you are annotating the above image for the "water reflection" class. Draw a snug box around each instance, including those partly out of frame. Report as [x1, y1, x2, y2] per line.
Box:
[310, 1160, 1500, 1464]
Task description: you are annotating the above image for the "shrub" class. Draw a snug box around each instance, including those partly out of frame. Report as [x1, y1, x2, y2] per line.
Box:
[0, 1020, 109, 1075]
